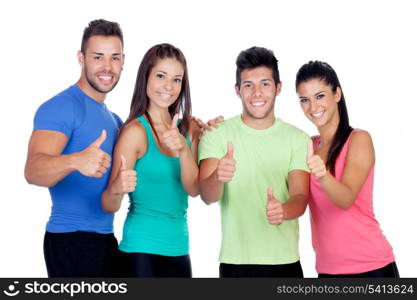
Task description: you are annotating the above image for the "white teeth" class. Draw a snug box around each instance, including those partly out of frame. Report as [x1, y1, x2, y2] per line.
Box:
[99, 76, 112, 80]
[158, 92, 172, 99]
[312, 112, 323, 117]
[251, 102, 266, 107]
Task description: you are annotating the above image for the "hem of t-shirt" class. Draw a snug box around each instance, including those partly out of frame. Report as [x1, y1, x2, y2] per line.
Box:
[119, 245, 189, 257]
[219, 255, 300, 265]
[289, 166, 310, 173]
[198, 154, 222, 164]
[317, 258, 395, 275]
[45, 224, 114, 234]
[33, 125, 71, 139]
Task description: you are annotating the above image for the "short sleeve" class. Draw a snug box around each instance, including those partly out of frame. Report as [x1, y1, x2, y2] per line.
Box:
[198, 128, 225, 164]
[289, 130, 310, 172]
[33, 96, 75, 138]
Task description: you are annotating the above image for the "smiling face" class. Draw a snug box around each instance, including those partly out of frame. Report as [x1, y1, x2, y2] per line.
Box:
[78, 35, 124, 101]
[297, 78, 341, 129]
[236, 66, 281, 123]
[146, 58, 184, 110]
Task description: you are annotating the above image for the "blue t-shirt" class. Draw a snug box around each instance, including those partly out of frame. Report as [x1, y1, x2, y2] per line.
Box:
[33, 85, 122, 233]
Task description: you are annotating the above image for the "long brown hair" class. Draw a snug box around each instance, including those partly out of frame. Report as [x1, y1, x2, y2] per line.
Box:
[122, 43, 191, 137]
[296, 61, 353, 175]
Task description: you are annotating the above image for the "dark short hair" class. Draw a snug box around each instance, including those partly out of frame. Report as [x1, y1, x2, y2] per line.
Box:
[235, 46, 280, 87]
[81, 19, 123, 53]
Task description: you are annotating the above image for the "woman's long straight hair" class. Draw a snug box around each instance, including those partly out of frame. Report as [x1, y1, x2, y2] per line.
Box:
[122, 43, 191, 138]
[296, 61, 353, 175]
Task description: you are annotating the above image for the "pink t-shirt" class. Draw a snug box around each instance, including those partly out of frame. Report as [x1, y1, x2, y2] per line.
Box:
[309, 130, 394, 274]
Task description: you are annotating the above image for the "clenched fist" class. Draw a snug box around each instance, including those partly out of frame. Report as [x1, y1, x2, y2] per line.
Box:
[307, 140, 327, 180]
[266, 187, 284, 225]
[216, 141, 236, 183]
[161, 114, 187, 154]
[110, 155, 137, 195]
[75, 130, 111, 178]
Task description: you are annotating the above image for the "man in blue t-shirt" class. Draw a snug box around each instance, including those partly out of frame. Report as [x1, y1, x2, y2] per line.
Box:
[24, 19, 125, 277]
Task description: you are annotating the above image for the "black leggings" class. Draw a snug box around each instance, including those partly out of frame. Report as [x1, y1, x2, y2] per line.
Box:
[119, 251, 192, 278]
[220, 261, 304, 278]
[318, 262, 400, 278]
[44, 231, 119, 277]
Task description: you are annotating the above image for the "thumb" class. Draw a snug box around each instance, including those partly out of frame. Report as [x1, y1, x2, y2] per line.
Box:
[226, 141, 234, 158]
[307, 139, 314, 160]
[91, 129, 107, 148]
[267, 186, 274, 202]
[120, 155, 127, 172]
[171, 114, 179, 129]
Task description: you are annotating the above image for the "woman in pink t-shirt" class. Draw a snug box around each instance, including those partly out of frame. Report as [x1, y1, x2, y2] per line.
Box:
[295, 61, 398, 277]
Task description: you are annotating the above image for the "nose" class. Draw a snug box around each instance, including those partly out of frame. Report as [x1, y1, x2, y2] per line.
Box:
[309, 99, 317, 112]
[253, 85, 262, 98]
[103, 57, 112, 72]
[164, 80, 173, 91]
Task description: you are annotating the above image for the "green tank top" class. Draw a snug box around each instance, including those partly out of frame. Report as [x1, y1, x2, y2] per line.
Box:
[119, 116, 191, 256]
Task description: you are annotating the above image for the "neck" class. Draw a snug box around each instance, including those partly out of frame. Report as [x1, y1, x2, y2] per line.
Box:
[147, 103, 172, 126]
[76, 78, 105, 103]
[241, 112, 275, 130]
[317, 118, 339, 147]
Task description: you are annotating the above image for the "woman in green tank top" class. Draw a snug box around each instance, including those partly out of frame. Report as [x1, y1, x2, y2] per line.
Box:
[102, 44, 202, 277]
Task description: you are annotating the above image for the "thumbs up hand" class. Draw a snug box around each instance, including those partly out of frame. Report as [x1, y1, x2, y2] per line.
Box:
[76, 130, 112, 177]
[110, 155, 137, 195]
[162, 114, 187, 154]
[306, 140, 327, 180]
[216, 141, 236, 183]
[266, 187, 284, 225]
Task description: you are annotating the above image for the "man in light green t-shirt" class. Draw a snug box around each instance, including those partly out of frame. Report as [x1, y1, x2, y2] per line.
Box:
[198, 46, 310, 278]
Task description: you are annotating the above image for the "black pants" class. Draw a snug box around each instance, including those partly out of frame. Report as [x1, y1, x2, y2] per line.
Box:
[44, 231, 119, 277]
[220, 261, 304, 278]
[119, 251, 192, 278]
[318, 262, 400, 278]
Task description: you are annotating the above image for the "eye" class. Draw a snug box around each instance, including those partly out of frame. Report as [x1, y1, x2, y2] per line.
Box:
[243, 83, 252, 88]
[262, 82, 270, 86]
[112, 56, 120, 61]
[93, 56, 101, 60]
[156, 73, 165, 79]
[174, 78, 182, 83]
[299, 98, 309, 103]
[316, 94, 325, 100]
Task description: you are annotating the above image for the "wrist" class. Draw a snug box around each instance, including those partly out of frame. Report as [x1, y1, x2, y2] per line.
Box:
[318, 170, 331, 182]
[67, 153, 80, 172]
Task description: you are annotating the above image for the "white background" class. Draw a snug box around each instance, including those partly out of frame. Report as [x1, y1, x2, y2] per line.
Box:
[1, 0, 416, 277]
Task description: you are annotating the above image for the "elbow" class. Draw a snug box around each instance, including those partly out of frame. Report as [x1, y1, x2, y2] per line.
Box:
[102, 203, 119, 213]
[24, 168, 54, 187]
[101, 195, 120, 213]
[187, 184, 200, 198]
[337, 202, 354, 210]
[200, 195, 218, 205]
[24, 169, 34, 185]
[335, 198, 355, 210]
[189, 191, 200, 198]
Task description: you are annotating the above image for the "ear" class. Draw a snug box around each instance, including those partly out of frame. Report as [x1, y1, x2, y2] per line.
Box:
[121, 53, 126, 70]
[275, 82, 282, 97]
[77, 50, 84, 67]
[335, 86, 342, 102]
[235, 85, 241, 98]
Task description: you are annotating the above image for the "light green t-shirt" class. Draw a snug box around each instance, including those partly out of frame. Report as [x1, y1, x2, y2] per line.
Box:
[198, 115, 309, 264]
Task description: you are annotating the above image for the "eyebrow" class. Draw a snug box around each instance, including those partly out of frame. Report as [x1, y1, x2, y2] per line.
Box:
[299, 90, 326, 99]
[242, 78, 273, 84]
[91, 52, 122, 56]
[155, 70, 183, 77]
